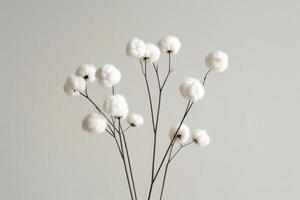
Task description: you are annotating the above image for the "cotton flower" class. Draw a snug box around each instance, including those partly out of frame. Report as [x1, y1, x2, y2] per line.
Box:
[127, 113, 144, 127]
[205, 50, 228, 72]
[96, 64, 121, 87]
[179, 78, 204, 102]
[81, 112, 107, 134]
[157, 35, 181, 54]
[103, 94, 129, 118]
[126, 38, 146, 59]
[169, 124, 190, 144]
[192, 129, 210, 147]
[143, 43, 161, 63]
[75, 64, 96, 82]
[63, 75, 86, 97]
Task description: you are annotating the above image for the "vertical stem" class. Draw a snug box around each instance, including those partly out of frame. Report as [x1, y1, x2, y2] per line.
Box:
[159, 141, 174, 200]
[168, 52, 171, 72]
[117, 118, 134, 200]
[152, 101, 193, 181]
[147, 54, 173, 200]
[143, 60, 156, 132]
[148, 102, 192, 200]
[141, 59, 157, 200]
[112, 85, 115, 95]
[120, 120, 138, 200]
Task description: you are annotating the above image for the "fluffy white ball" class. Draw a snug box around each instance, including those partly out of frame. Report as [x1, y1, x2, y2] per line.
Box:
[192, 129, 210, 147]
[143, 43, 161, 63]
[75, 64, 96, 82]
[205, 50, 228, 72]
[96, 64, 121, 87]
[63, 75, 86, 97]
[179, 78, 204, 102]
[169, 124, 190, 144]
[126, 38, 146, 59]
[103, 94, 129, 118]
[127, 113, 144, 127]
[81, 112, 107, 134]
[157, 35, 181, 54]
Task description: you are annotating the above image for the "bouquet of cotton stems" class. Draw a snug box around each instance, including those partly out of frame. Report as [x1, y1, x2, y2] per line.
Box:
[63, 35, 229, 200]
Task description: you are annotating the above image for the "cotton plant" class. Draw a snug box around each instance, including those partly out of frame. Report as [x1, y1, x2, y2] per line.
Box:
[63, 35, 229, 200]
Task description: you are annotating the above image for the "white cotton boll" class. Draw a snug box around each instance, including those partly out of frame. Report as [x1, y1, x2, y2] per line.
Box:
[96, 64, 121, 87]
[81, 112, 107, 134]
[126, 38, 146, 59]
[205, 50, 229, 72]
[143, 43, 161, 63]
[127, 113, 144, 127]
[169, 124, 190, 144]
[179, 78, 204, 102]
[157, 35, 181, 54]
[63, 75, 86, 97]
[75, 64, 96, 82]
[103, 94, 129, 118]
[193, 129, 210, 147]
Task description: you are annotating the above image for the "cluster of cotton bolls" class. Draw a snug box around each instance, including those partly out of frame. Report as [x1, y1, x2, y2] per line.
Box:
[169, 124, 210, 147]
[126, 35, 182, 63]
[64, 35, 228, 141]
[178, 50, 228, 102]
[63, 63, 144, 135]
[63, 34, 230, 200]
[125, 36, 228, 103]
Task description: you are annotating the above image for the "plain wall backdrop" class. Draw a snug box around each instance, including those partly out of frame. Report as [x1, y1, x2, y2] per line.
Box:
[1, 0, 299, 199]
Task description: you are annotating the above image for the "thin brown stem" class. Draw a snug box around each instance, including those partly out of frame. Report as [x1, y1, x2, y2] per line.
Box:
[159, 139, 193, 200]
[158, 68, 213, 199]
[105, 129, 114, 137]
[153, 63, 161, 89]
[152, 101, 193, 181]
[140, 60, 158, 200]
[112, 85, 115, 95]
[202, 69, 212, 86]
[168, 51, 171, 71]
[159, 140, 174, 200]
[139, 59, 145, 75]
[123, 125, 132, 133]
[148, 101, 193, 200]
[140, 60, 156, 132]
[169, 141, 194, 162]
[80, 92, 120, 134]
[160, 70, 172, 90]
[147, 53, 174, 200]
[160, 52, 173, 90]
[120, 121, 138, 200]
[117, 118, 134, 200]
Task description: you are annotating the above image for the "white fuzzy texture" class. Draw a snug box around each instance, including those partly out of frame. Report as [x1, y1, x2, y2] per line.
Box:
[96, 64, 121, 87]
[81, 112, 107, 134]
[157, 35, 181, 54]
[127, 113, 144, 127]
[169, 124, 190, 144]
[205, 50, 229, 72]
[193, 129, 210, 147]
[179, 78, 204, 102]
[103, 95, 129, 118]
[126, 38, 146, 59]
[75, 64, 96, 82]
[63, 75, 86, 97]
[144, 43, 161, 63]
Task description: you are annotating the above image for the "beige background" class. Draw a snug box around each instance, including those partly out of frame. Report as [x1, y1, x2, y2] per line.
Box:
[1, 0, 300, 199]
